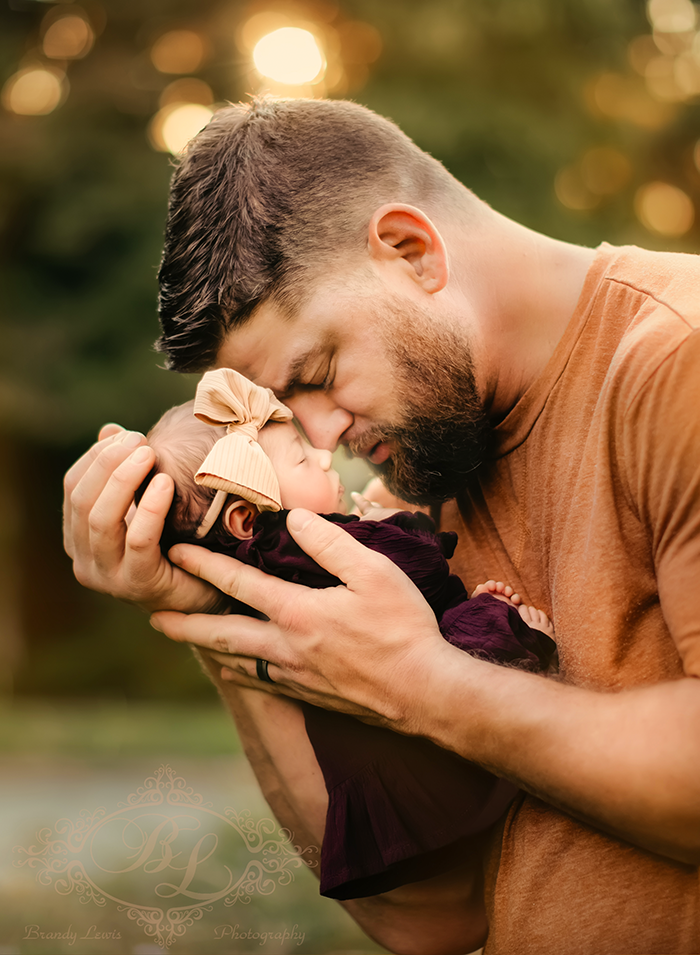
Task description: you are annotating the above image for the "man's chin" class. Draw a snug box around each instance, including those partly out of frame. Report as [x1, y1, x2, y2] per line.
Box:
[369, 441, 486, 506]
[368, 457, 442, 507]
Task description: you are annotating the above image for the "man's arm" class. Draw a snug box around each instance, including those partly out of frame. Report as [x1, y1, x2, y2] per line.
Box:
[62, 440, 488, 955]
[153, 511, 700, 867]
[195, 648, 488, 955]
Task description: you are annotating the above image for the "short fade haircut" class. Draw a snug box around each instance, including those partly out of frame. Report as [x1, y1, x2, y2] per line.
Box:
[156, 95, 469, 372]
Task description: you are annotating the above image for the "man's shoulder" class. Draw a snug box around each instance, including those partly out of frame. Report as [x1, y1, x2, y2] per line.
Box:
[581, 245, 700, 407]
[601, 243, 700, 332]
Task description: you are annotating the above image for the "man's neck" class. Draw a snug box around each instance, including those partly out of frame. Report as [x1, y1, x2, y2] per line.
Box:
[452, 212, 597, 420]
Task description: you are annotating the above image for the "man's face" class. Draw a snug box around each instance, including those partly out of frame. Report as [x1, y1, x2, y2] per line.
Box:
[216, 277, 488, 505]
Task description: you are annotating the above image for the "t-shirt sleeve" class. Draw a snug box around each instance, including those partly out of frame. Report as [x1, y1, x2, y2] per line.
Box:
[621, 328, 700, 675]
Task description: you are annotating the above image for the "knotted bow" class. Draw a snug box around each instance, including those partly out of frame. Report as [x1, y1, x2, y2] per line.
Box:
[192, 368, 293, 537]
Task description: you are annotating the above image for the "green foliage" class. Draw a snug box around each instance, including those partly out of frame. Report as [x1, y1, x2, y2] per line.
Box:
[3, 0, 700, 698]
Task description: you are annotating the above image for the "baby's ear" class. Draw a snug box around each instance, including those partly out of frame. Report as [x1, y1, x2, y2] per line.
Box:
[223, 500, 259, 539]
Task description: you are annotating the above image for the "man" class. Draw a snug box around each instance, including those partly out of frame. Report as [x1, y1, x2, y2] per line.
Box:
[64, 97, 700, 954]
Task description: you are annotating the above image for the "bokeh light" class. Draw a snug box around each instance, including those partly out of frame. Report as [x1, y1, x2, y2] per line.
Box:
[554, 165, 599, 211]
[159, 77, 213, 109]
[645, 53, 685, 101]
[673, 50, 700, 97]
[148, 102, 213, 154]
[628, 34, 659, 74]
[42, 14, 94, 60]
[253, 27, 325, 85]
[150, 30, 206, 75]
[336, 20, 382, 65]
[586, 71, 676, 128]
[2, 66, 67, 115]
[580, 147, 632, 195]
[237, 11, 291, 52]
[647, 0, 696, 34]
[635, 181, 695, 235]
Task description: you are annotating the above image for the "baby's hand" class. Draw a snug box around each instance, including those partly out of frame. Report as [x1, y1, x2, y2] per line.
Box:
[350, 492, 402, 522]
[472, 579, 522, 607]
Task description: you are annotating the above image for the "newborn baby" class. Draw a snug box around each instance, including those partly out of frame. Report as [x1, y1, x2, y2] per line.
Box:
[143, 368, 556, 900]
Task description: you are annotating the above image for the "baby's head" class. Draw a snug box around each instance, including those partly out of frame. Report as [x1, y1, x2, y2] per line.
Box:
[146, 370, 345, 551]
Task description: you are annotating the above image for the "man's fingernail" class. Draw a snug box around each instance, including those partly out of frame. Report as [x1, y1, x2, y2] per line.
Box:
[150, 473, 170, 492]
[287, 508, 314, 532]
[150, 617, 162, 632]
[130, 446, 151, 464]
[118, 431, 144, 448]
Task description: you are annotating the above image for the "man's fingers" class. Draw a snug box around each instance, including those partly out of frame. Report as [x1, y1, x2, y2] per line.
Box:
[126, 472, 173, 554]
[64, 430, 144, 499]
[68, 442, 154, 581]
[286, 508, 393, 589]
[87, 445, 154, 561]
[63, 430, 146, 553]
[167, 544, 299, 620]
[151, 608, 280, 661]
[98, 423, 125, 441]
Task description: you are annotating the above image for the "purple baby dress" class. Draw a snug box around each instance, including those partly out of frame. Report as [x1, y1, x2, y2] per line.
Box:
[208, 510, 555, 899]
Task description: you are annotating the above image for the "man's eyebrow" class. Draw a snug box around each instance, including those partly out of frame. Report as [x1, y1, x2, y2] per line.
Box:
[278, 344, 326, 397]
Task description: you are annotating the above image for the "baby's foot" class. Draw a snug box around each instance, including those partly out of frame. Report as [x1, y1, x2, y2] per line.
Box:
[518, 604, 555, 639]
[472, 579, 522, 607]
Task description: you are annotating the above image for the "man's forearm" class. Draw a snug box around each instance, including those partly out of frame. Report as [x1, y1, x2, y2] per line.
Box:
[196, 648, 488, 955]
[428, 648, 700, 864]
[195, 648, 327, 851]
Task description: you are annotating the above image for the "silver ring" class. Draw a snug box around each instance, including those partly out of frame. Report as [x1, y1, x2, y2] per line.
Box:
[256, 658, 275, 684]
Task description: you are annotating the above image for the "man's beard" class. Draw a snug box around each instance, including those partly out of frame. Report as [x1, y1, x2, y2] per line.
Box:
[350, 300, 489, 505]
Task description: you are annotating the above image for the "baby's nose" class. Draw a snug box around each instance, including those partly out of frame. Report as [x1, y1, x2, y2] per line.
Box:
[316, 448, 333, 470]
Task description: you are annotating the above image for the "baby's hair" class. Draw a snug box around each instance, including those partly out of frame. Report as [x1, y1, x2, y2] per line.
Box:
[143, 400, 224, 551]
[141, 400, 286, 553]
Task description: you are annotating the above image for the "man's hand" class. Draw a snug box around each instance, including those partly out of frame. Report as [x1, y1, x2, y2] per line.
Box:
[63, 425, 221, 613]
[151, 508, 453, 731]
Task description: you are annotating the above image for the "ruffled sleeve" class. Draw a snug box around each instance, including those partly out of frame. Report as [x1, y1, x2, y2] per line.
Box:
[302, 703, 517, 900]
[441, 593, 556, 671]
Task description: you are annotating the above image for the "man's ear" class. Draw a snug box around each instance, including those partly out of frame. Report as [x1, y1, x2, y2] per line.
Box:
[223, 500, 259, 540]
[367, 203, 449, 293]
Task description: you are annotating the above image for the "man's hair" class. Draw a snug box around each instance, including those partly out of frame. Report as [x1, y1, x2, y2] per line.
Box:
[156, 95, 470, 372]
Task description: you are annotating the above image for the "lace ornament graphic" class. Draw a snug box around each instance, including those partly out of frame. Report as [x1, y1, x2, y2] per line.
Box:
[14, 765, 317, 948]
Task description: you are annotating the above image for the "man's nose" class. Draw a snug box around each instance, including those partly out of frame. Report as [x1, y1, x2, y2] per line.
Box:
[286, 392, 352, 451]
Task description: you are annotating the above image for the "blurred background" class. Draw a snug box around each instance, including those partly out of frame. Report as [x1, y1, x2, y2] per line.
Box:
[2, 0, 700, 951]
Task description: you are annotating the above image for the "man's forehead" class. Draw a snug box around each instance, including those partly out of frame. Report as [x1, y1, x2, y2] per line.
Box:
[214, 303, 284, 379]
[215, 304, 330, 391]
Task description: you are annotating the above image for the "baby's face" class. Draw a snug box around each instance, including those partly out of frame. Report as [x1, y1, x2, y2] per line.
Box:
[259, 421, 346, 513]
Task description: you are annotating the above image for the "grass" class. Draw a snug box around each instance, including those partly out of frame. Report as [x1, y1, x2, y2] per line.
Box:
[0, 697, 243, 757]
[0, 698, 389, 954]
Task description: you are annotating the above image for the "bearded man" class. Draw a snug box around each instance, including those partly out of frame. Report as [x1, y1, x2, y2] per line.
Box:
[64, 97, 700, 955]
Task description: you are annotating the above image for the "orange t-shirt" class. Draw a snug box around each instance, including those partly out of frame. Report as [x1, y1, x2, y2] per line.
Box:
[441, 244, 700, 953]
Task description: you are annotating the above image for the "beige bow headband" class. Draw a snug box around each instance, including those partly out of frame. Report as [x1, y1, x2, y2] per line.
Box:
[193, 368, 293, 538]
